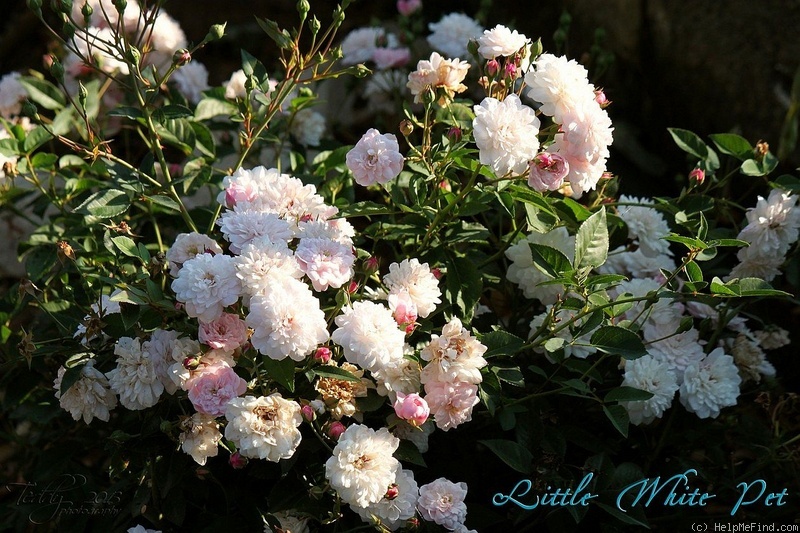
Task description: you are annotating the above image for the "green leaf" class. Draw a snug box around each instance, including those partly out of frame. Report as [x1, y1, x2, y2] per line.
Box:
[544, 337, 565, 353]
[480, 330, 525, 358]
[668, 127, 708, 159]
[120, 302, 139, 330]
[493, 367, 525, 387]
[574, 207, 608, 269]
[337, 201, 395, 217]
[59, 365, 84, 396]
[709, 133, 753, 160]
[684, 260, 703, 282]
[529, 243, 573, 279]
[159, 104, 194, 120]
[20, 77, 66, 110]
[147, 194, 181, 212]
[76, 189, 130, 218]
[108, 106, 144, 120]
[478, 439, 533, 474]
[111, 235, 138, 257]
[603, 404, 630, 437]
[23, 126, 53, 153]
[663, 234, 707, 250]
[710, 276, 739, 296]
[590, 326, 647, 360]
[261, 357, 296, 393]
[445, 253, 482, 318]
[195, 97, 238, 121]
[311, 365, 361, 382]
[156, 118, 196, 156]
[604, 386, 655, 403]
[255, 17, 293, 49]
[190, 122, 216, 160]
[737, 278, 792, 297]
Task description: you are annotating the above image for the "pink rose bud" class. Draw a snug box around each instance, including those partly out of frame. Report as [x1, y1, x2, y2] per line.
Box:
[689, 167, 705, 186]
[397, 0, 421, 16]
[364, 256, 379, 275]
[174, 49, 192, 66]
[314, 347, 332, 364]
[393, 392, 429, 426]
[505, 62, 517, 79]
[486, 59, 500, 77]
[183, 355, 201, 370]
[328, 421, 346, 440]
[347, 280, 359, 294]
[229, 452, 248, 469]
[431, 268, 442, 279]
[527, 152, 569, 192]
[301, 404, 316, 422]
[438, 180, 452, 192]
[175, 302, 185, 311]
[446, 126, 462, 143]
[385, 483, 400, 500]
[594, 89, 610, 108]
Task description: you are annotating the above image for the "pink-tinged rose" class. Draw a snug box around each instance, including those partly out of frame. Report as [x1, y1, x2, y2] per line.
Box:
[393, 392, 429, 426]
[364, 256, 379, 274]
[346, 128, 405, 186]
[388, 290, 418, 332]
[223, 181, 257, 208]
[229, 451, 248, 469]
[486, 59, 500, 77]
[186, 364, 248, 417]
[397, 0, 421, 16]
[505, 62, 517, 79]
[373, 47, 411, 70]
[198, 312, 248, 352]
[328, 421, 346, 440]
[314, 346, 332, 364]
[689, 167, 705, 186]
[528, 152, 569, 192]
[347, 280, 360, 294]
[424, 380, 479, 431]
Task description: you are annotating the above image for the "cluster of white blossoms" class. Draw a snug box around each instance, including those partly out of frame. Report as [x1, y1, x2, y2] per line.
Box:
[604, 195, 675, 278]
[729, 188, 800, 281]
[420, 318, 487, 431]
[524, 54, 614, 197]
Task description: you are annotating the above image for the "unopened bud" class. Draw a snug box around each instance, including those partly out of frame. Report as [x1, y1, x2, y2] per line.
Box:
[332, 6, 345, 26]
[346, 280, 359, 294]
[594, 88, 610, 108]
[301, 404, 315, 422]
[81, 1, 93, 24]
[206, 22, 226, 42]
[314, 347, 332, 364]
[689, 167, 705, 186]
[126, 45, 141, 66]
[431, 268, 442, 280]
[447, 126, 462, 143]
[384, 483, 400, 500]
[309, 15, 321, 35]
[55, 0, 72, 14]
[183, 355, 201, 370]
[364, 256, 379, 275]
[328, 421, 346, 440]
[49, 56, 64, 83]
[173, 49, 191, 66]
[78, 82, 88, 109]
[21, 100, 39, 120]
[297, 0, 310, 17]
[62, 20, 75, 41]
[229, 452, 248, 469]
[486, 59, 500, 77]
[505, 62, 517, 79]
[399, 119, 414, 137]
[112, 0, 126, 14]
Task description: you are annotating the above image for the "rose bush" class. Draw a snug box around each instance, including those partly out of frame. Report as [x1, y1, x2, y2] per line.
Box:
[1, 1, 798, 531]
